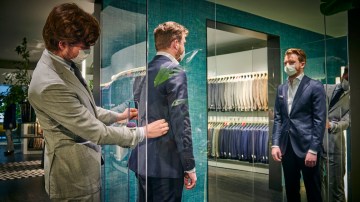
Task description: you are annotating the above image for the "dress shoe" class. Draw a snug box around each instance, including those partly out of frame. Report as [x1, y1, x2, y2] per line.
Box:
[4, 150, 14, 156]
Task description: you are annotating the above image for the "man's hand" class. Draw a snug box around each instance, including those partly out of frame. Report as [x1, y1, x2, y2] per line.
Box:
[305, 152, 317, 167]
[271, 147, 282, 162]
[326, 120, 331, 129]
[145, 119, 169, 138]
[117, 108, 138, 122]
[184, 172, 197, 190]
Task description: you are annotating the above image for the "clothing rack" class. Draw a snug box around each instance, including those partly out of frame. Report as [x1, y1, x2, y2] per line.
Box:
[111, 66, 146, 81]
[101, 66, 146, 87]
[208, 119, 269, 164]
[208, 71, 268, 111]
[208, 71, 267, 83]
[208, 116, 269, 124]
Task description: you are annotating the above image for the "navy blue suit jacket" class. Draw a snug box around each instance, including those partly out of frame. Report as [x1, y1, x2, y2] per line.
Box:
[272, 75, 326, 158]
[129, 55, 195, 178]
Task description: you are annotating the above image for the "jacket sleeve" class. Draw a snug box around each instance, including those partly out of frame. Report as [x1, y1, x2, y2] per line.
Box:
[309, 81, 327, 152]
[29, 83, 143, 148]
[330, 92, 350, 133]
[96, 107, 119, 125]
[272, 85, 283, 147]
[330, 111, 350, 133]
[165, 66, 195, 172]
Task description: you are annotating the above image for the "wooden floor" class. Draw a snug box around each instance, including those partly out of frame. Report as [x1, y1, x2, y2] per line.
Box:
[208, 165, 307, 202]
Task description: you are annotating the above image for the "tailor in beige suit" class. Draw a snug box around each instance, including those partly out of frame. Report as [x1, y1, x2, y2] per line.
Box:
[321, 80, 350, 202]
[28, 49, 145, 200]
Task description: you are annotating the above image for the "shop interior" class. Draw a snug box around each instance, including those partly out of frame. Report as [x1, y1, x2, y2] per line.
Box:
[1, 0, 359, 201]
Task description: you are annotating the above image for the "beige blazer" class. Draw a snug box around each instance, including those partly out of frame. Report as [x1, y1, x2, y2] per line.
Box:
[323, 84, 350, 155]
[28, 50, 142, 199]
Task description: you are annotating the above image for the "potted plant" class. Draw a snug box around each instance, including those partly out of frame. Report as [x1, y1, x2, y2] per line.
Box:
[0, 37, 33, 122]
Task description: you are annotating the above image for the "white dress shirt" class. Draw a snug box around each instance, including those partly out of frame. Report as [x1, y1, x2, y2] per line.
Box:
[287, 73, 304, 114]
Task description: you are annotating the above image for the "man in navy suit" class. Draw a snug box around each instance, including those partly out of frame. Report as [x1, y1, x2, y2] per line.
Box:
[272, 48, 326, 202]
[129, 21, 196, 202]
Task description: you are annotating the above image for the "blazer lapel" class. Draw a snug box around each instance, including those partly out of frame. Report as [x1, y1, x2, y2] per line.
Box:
[290, 76, 311, 116]
[329, 89, 349, 113]
[327, 84, 337, 112]
[51, 59, 98, 116]
[283, 84, 289, 115]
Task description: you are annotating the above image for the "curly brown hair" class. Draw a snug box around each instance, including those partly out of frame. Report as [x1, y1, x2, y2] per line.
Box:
[42, 3, 100, 52]
[154, 21, 188, 51]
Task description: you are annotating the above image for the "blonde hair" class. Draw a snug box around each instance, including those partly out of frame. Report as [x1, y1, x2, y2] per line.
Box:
[154, 21, 188, 51]
[285, 48, 306, 63]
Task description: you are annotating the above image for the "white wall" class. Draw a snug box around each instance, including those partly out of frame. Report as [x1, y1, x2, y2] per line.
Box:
[207, 47, 267, 77]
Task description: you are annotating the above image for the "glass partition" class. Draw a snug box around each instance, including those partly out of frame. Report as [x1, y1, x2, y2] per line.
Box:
[145, 1, 210, 201]
[100, 1, 147, 201]
[322, 11, 349, 202]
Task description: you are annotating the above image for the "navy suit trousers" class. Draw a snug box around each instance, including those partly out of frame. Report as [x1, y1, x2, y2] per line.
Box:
[282, 139, 322, 202]
[136, 175, 183, 202]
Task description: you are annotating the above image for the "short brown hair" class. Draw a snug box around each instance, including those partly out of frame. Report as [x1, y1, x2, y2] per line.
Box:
[42, 3, 100, 52]
[285, 48, 306, 63]
[154, 21, 188, 51]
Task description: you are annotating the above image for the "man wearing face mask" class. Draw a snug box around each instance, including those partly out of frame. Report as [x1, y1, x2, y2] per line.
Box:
[129, 21, 196, 202]
[321, 67, 350, 202]
[272, 48, 326, 202]
[28, 3, 169, 201]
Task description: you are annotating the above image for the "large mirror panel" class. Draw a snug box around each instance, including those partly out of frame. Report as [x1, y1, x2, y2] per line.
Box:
[97, 0, 350, 201]
[206, 0, 349, 201]
[100, 1, 147, 201]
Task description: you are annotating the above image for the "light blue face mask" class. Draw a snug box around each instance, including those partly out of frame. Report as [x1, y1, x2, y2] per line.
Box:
[71, 49, 91, 64]
[341, 79, 349, 91]
[284, 64, 297, 76]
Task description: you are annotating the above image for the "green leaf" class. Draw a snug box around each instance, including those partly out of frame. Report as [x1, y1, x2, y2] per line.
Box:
[171, 98, 188, 107]
[154, 67, 181, 87]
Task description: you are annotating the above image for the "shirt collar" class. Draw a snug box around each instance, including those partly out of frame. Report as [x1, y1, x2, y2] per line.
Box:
[156, 51, 179, 65]
[46, 49, 74, 73]
[287, 73, 304, 84]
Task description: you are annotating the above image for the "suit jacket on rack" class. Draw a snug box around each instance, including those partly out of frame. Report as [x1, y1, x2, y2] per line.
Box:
[28, 50, 143, 199]
[323, 84, 350, 154]
[129, 55, 195, 178]
[272, 75, 327, 157]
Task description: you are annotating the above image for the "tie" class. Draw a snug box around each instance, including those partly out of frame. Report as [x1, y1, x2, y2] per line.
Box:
[71, 62, 87, 87]
[329, 87, 344, 109]
[70, 63, 102, 163]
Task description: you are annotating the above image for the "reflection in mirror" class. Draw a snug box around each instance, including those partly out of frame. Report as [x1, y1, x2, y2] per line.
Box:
[321, 10, 349, 202]
[322, 65, 350, 202]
